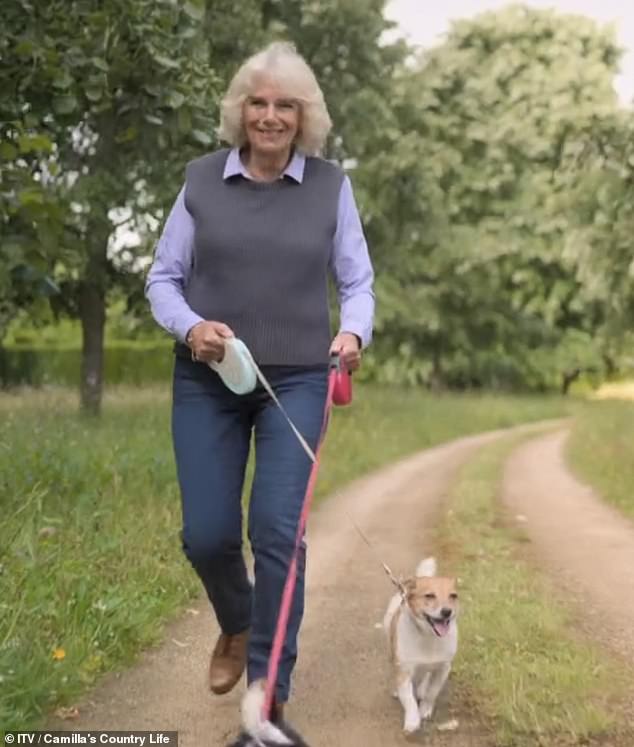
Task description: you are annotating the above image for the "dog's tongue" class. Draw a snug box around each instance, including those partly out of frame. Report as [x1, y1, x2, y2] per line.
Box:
[432, 619, 450, 637]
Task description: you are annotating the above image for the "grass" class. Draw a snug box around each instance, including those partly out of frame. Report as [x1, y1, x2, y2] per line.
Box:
[0, 387, 198, 731]
[437, 432, 630, 746]
[0, 384, 569, 729]
[566, 398, 634, 521]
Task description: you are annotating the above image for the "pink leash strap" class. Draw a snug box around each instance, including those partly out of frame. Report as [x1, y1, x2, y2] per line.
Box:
[261, 369, 336, 719]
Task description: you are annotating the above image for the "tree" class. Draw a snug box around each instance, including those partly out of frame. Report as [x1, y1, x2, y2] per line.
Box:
[0, 0, 68, 340]
[354, 5, 623, 391]
[557, 110, 634, 376]
[2, 0, 220, 413]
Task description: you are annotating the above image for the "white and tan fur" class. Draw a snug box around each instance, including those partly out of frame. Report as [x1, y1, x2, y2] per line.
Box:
[383, 557, 459, 734]
[240, 681, 293, 745]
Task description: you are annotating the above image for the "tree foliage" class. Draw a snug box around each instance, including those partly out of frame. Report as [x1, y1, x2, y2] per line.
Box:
[354, 5, 629, 391]
[558, 112, 634, 363]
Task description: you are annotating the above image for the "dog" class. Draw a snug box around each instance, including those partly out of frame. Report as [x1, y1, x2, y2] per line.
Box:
[383, 557, 459, 734]
[226, 680, 311, 747]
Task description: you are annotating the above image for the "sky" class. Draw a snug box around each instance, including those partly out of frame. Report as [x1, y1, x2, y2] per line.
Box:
[384, 0, 634, 104]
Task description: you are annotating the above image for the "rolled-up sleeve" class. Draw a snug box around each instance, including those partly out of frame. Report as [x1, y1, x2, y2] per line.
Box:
[145, 186, 204, 342]
[330, 175, 375, 348]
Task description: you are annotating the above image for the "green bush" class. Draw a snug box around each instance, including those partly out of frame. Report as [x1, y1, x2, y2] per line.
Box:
[0, 343, 174, 388]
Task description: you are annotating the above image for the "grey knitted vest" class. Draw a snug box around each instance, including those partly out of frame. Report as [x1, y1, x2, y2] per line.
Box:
[183, 149, 344, 365]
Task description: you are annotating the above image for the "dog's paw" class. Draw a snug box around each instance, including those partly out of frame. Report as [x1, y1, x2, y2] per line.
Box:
[403, 712, 421, 734]
[419, 700, 434, 720]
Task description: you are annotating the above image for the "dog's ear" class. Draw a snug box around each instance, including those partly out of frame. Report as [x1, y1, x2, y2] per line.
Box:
[403, 577, 417, 595]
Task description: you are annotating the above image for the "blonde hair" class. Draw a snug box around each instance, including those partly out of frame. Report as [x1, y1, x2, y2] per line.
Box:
[218, 42, 332, 156]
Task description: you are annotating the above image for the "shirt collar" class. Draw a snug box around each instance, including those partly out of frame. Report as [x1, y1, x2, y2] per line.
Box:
[223, 147, 305, 184]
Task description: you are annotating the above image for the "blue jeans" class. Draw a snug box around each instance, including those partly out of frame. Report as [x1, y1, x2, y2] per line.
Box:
[171, 356, 328, 703]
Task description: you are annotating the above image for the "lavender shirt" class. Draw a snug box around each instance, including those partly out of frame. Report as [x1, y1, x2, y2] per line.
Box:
[145, 148, 375, 346]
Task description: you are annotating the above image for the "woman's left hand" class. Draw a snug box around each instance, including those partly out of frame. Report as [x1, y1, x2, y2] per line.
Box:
[330, 332, 362, 372]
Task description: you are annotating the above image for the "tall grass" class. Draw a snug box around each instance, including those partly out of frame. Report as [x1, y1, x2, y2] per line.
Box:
[566, 399, 634, 520]
[0, 384, 569, 729]
[0, 387, 195, 729]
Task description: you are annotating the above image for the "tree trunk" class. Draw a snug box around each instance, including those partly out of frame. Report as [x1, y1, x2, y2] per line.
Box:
[602, 352, 617, 378]
[79, 238, 108, 416]
[429, 345, 443, 391]
[561, 367, 581, 395]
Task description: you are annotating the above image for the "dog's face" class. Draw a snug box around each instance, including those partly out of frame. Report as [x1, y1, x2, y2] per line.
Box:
[404, 575, 459, 637]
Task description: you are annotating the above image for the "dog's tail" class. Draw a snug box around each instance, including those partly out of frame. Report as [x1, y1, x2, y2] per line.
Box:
[239, 680, 294, 746]
[416, 556, 437, 578]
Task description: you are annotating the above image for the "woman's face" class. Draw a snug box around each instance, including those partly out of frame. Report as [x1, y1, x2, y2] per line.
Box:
[242, 80, 301, 158]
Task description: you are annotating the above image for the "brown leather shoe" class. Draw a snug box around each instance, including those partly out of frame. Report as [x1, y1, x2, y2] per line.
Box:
[208, 629, 249, 695]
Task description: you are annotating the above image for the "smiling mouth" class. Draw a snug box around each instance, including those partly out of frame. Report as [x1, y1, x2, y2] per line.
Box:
[423, 614, 452, 637]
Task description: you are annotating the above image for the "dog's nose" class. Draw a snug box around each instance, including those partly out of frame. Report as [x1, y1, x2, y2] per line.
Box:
[440, 607, 452, 619]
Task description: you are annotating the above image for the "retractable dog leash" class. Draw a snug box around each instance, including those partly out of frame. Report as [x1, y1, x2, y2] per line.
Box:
[214, 339, 402, 746]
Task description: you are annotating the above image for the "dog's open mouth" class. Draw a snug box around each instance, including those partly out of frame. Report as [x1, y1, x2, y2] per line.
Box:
[424, 614, 452, 637]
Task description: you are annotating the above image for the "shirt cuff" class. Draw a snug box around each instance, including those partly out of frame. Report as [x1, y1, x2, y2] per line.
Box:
[175, 312, 205, 344]
[338, 323, 371, 349]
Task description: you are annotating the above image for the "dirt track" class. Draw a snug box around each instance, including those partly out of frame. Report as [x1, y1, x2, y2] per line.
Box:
[47, 422, 634, 745]
[503, 429, 634, 665]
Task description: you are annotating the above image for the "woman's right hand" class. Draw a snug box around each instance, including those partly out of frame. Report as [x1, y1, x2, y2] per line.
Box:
[186, 321, 234, 363]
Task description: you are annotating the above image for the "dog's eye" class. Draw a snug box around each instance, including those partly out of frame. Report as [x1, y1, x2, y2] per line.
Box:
[449, 593, 458, 600]
[424, 592, 436, 600]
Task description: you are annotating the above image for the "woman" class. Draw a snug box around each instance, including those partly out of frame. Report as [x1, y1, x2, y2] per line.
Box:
[145, 41, 374, 726]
